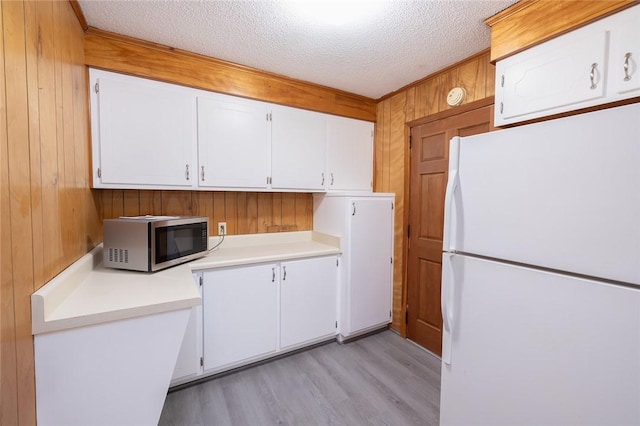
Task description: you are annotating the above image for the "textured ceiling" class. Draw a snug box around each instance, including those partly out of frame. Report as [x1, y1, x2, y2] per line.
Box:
[78, 0, 518, 99]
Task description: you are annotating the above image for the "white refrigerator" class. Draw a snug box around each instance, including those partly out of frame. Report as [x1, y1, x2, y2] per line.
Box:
[440, 102, 640, 425]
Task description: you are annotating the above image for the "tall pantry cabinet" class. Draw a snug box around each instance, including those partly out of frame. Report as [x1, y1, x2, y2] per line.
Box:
[313, 193, 395, 341]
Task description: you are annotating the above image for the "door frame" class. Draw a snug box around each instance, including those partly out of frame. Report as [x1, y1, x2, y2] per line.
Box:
[399, 97, 495, 337]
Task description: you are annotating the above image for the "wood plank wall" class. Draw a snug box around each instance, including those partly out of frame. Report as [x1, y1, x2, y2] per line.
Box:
[100, 190, 313, 235]
[375, 50, 495, 334]
[0, 1, 101, 424]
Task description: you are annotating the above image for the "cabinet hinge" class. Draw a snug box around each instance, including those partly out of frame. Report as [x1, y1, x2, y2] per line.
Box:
[500, 74, 504, 88]
[335, 321, 338, 329]
[97, 168, 101, 178]
[200, 357, 204, 367]
[94, 82, 99, 93]
[199, 276, 203, 286]
[391, 202, 394, 210]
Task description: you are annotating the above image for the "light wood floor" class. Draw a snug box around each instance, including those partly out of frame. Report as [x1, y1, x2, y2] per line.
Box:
[159, 330, 441, 426]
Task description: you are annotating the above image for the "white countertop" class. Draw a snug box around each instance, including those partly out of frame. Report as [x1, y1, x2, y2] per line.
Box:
[32, 231, 341, 335]
[191, 231, 341, 270]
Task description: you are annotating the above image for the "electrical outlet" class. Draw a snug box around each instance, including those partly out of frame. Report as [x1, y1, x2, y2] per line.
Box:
[217, 222, 227, 236]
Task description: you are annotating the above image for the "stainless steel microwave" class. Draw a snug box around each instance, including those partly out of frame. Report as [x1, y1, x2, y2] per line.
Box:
[103, 216, 209, 272]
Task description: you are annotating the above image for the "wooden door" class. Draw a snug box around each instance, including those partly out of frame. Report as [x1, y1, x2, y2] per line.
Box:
[407, 103, 492, 355]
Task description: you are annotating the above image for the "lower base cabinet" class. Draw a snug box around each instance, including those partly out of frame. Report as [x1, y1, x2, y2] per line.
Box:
[171, 255, 338, 384]
[280, 256, 338, 349]
[203, 263, 279, 372]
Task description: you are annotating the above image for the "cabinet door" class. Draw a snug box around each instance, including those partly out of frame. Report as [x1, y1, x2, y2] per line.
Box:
[326, 116, 373, 191]
[197, 95, 270, 189]
[608, 5, 640, 97]
[495, 25, 607, 126]
[91, 70, 196, 188]
[202, 263, 278, 372]
[349, 198, 394, 332]
[280, 256, 338, 349]
[271, 105, 326, 191]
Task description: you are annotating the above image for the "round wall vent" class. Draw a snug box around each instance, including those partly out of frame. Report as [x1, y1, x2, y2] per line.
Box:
[446, 87, 466, 107]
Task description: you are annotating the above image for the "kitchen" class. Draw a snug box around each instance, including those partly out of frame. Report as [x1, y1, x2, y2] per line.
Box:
[2, 0, 640, 425]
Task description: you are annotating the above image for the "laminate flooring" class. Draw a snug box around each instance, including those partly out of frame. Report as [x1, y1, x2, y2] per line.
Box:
[159, 330, 441, 426]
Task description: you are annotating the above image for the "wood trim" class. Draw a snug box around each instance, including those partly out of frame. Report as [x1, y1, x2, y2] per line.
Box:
[377, 49, 491, 102]
[407, 97, 494, 127]
[484, 0, 538, 27]
[84, 28, 376, 121]
[485, 0, 639, 62]
[68, 0, 88, 31]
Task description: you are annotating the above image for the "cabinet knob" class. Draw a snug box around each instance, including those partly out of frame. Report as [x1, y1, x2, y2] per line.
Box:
[185, 164, 190, 180]
[282, 266, 287, 281]
[201, 165, 205, 181]
[321, 173, 325, 186]
[330, 173, 334, 186]
[624, 52, 632, 82]
[272, 267, 275, 282]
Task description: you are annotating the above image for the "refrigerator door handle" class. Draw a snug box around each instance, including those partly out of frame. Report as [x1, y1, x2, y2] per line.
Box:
[441, 253, 455, 365]
[443, 137, 461, 252]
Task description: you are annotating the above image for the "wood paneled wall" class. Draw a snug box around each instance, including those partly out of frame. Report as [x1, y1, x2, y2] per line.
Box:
[100, 190, 313, 234]
[375, 50, 495, 334]
[1, 1, 101, 424]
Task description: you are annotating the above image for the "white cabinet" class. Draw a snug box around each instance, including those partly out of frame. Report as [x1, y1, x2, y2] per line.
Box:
[271, 105, 327, 191]
[326, 116, 374, 191]
[202, 263, 278, 372]
[313, 193, 394, 340]
[280, 257, 338, 349]
[197, 95, 271, 190]
[89, 69, 375, 193]
[90, 69, 197, 189]
[495, 4, 640, 126]
[609, 6, 640, 97]
[198, 255, 338, 375]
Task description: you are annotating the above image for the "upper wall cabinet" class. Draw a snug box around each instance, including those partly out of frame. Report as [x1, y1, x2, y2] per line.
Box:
[494, 4, 640, 126]
[609, 7, 640, 97]
[197, 95, 271, 190]
[90, 69, 374, 192]
[270, 105, 327, 191]
[90, 69, 197, 189]
[326, 116, 373, 192]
